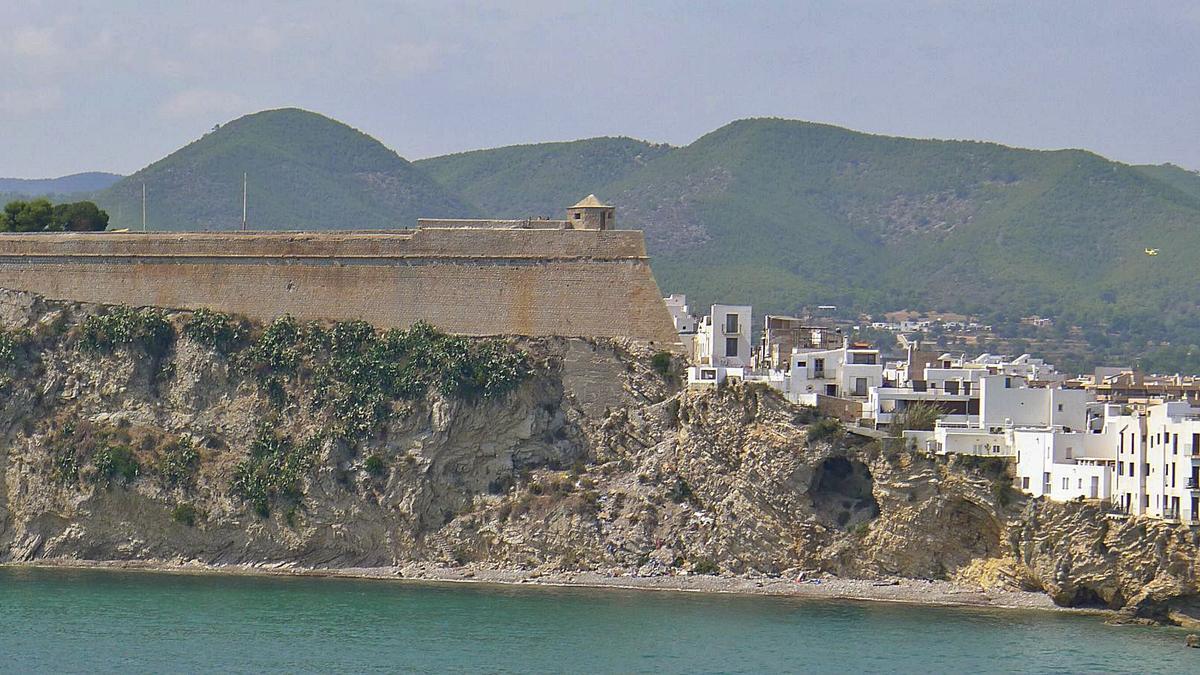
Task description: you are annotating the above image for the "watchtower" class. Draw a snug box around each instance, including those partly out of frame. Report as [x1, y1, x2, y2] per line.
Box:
[566, 194, 615, 230]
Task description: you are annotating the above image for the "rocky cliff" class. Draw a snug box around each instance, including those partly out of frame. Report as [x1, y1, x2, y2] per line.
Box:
[1, 289, 1198, 624]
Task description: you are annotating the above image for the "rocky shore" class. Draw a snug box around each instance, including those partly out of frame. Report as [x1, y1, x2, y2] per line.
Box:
[9, 558, 1073, 613]
[2, 288, 1199, 627]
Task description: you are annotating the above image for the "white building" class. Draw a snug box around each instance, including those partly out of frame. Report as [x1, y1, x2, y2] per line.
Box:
[1110, 401, 1200, 523]
[664, 294, 698, 355]
[780, 343, 883, 403]
[688, 303, 752, 385]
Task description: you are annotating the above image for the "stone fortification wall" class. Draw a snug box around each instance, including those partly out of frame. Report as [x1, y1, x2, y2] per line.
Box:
[416, 218, 570, 230]
[0, 229, 680, 346]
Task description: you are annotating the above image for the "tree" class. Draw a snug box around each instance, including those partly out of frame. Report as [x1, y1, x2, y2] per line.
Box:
[0, 199, 108, 232]
[16, 198, 54, 232]
[52, 201, 109, 231]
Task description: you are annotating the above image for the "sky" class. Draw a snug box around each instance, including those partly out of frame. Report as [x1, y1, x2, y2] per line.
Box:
[1, 0, 1198, 178]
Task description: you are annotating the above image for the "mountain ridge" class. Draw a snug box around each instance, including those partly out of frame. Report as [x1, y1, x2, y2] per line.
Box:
[13, 108, 1200, 367]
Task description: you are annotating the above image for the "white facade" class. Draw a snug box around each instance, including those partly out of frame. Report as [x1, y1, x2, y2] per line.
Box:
[693, 304, 752, 368]
[1012, 428, 1114, 501]
[1111, 401, 1200, 523]
[664, 294, 697, 335]
[782, 344, 883, 401]
[687, 303, 752, 386]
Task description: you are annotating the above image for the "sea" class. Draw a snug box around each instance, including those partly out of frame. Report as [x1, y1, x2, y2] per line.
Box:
[0, 567, 1192, 673]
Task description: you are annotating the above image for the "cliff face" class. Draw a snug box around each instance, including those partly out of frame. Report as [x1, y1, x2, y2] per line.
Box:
[1, 289, 1198, 623]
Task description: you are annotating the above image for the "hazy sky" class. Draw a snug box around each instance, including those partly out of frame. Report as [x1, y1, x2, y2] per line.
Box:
[2, 1, 1198, 177]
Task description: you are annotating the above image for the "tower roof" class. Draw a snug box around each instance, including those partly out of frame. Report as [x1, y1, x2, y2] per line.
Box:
[571, 194, 611, 209]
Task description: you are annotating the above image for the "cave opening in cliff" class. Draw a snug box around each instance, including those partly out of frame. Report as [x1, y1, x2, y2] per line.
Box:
[810, 456, 880, 530]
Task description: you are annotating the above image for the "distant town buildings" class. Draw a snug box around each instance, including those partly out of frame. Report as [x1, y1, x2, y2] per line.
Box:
[667, 294, 1200, 525]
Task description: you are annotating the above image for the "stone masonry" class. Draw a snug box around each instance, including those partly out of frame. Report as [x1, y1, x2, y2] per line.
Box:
[0, 226, 680, 346]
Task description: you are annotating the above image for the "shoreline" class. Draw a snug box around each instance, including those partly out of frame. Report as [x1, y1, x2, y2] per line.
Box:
[2, 558, 1113, 617]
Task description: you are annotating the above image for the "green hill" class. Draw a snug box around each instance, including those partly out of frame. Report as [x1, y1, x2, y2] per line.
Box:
[96, 109, 474, 230]
[422, 119, 1200, 333]
[55, 109, 1200, 369]
[414, 137, 672, 219]
[0, 172, 122, 197]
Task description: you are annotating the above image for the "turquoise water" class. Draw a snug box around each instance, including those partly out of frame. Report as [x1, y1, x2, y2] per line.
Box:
[0, 568, 1192, 673]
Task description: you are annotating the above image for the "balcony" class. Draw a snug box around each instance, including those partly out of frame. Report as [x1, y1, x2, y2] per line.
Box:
[1187, 477, 1199, 490]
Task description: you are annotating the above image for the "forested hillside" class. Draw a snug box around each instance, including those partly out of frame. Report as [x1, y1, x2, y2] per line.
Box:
[423, 119, 1200, 369]
[95, 109, 474, 230]
[22, 108, 1200, 369]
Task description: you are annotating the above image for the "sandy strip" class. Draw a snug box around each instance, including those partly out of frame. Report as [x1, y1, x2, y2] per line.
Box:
[2, 558, 1115, 617]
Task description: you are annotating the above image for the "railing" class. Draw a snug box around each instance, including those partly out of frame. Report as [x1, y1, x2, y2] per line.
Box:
[1187, 477, 1199, 489]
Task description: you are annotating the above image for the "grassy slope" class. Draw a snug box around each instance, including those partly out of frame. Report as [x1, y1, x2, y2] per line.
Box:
[96, 109, 475, 230]
[414, 137, 672, 217]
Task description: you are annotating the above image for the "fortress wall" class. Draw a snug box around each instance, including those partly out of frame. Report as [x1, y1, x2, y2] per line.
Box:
[0, 228, 647, 259]
[0, 230, 680, 346]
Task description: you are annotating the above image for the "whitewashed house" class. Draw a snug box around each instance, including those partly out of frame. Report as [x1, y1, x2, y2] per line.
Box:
[688, 304, 752, 385]
[780, 342, 883, 404]
[664, 294, 698, 355]
[1111, 401, 1200, 523]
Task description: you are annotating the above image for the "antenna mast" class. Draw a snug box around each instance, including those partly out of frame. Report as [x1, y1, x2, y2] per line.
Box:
[141, 182, 147, 232]
[242, 172, 247, 231]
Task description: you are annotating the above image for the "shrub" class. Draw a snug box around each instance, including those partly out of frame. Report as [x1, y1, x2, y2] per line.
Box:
[171, 502, 200, 526]
[364, 454, 386, 477]
[231, 425, 320, 517]
[51, 449, 79, 484]
[806, 418, 843, 443]
[650, 351, 673, 376]
[890, 402, 943, 433]
[93, 445, 140, 485]
[691, 559, 719, 575]
[668, 477, 697, 505]
[246, 315, 302, 374]
[157, 437, 200, 487]
[183, 308, 246, 354]
[80, 306, 174, 357]
[0, 329, 15, 368]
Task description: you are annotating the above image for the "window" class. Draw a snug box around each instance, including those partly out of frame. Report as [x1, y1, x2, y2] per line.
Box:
[725, 313, 739, 334]
[573, 212, 581, 220]
[1174, 434, 1179, 455]
[1057, 404, 1063, 412]
[1022, 477, 1030, 489]
[1145, 463, 1150, 476]
[700, 369, 716, 381]
[1118, 461, 1124, 475]
[962, 382, 971, 396]
[945, 381, 959, 395]
[814, 358, 825, 376]
[1062, 477, 1069, 490]
[725, 337, 738, 358]
[796, 361, 806, 368]
[1005, 377, 1012, 388]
